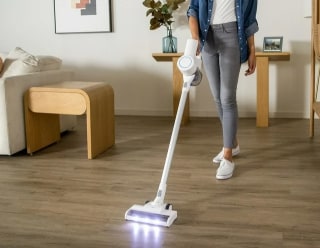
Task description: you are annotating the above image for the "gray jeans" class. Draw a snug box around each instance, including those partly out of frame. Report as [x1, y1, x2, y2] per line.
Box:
[202, 22, 241, 149]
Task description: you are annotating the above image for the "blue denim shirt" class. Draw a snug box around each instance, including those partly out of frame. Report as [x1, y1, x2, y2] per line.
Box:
[187, 0, 259, 63]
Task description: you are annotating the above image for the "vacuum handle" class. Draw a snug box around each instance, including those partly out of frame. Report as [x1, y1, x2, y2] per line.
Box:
[184, 39, 198, 57]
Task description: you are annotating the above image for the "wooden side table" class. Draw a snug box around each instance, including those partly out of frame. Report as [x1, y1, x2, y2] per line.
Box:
[255, 52, 291, 127]
[24, 81, 115, 159]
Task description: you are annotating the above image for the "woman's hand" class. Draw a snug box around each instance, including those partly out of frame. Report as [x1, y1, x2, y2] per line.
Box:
[245, 35, 256, 76]
[245, 52, 256, 76]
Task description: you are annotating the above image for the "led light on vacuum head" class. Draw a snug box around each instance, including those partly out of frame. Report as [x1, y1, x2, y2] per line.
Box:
[125, 203, 177, 227]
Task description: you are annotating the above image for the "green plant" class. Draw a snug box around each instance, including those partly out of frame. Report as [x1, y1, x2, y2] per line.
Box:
[142, 0, 186, 31]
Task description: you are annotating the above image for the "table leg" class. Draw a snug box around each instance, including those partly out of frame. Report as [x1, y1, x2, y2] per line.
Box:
[256, 56, 269, 127]
[24, 92, 60, 154]
[172, 57, 189, 125]
[85, 85, 115, 159]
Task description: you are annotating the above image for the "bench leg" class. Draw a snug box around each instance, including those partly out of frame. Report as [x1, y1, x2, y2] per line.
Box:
[86, 85, 115, 159]
[24, 93, 60, 154]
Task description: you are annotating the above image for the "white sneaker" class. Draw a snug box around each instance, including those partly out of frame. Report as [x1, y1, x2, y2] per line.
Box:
[213, 145, 240, 164]
[216, 159, 235, 180]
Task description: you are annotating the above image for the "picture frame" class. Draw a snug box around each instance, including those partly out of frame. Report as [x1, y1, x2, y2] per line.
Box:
[54, 0, 112, 34]
[263, 37, 283, 52]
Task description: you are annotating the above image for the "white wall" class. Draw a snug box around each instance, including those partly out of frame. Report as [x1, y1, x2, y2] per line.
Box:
[0, 0, 313, 118]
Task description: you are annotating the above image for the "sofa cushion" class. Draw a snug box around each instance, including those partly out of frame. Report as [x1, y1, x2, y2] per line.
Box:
[37, 55, 62, 71]
[0, 48, 63, 78]
[0, 47, 40, 78]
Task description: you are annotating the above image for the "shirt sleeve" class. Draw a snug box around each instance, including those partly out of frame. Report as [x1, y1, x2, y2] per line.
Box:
[243, 0, 259, 38]
[187, 1, 199, 19]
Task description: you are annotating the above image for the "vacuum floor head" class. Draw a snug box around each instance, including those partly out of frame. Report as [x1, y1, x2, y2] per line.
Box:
[125, 203, 177, 227]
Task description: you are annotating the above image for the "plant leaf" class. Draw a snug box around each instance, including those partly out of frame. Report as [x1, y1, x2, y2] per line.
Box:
[142, 0, 152, 8]
[142, 0, 186, 31]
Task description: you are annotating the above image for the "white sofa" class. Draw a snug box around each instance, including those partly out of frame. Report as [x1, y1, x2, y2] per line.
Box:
[0, 47, 77, 155]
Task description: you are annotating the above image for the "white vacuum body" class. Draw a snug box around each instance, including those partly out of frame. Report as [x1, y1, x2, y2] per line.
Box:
[125, 39, 202, 227]
[177, 39, 202, 86]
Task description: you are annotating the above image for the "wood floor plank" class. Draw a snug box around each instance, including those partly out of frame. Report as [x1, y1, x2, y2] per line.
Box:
[0, 116, 320, 247]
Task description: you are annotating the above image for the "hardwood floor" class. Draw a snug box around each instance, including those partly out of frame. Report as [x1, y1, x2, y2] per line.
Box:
[0, 116, 320, 248]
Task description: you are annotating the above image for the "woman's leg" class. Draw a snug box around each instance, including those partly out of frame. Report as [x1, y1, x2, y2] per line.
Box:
[202, 28, 223, 121]
[202, 23, 241, 161]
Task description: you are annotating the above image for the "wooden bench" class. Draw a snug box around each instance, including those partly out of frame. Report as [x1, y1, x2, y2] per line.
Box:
[24, 81, 115, 159]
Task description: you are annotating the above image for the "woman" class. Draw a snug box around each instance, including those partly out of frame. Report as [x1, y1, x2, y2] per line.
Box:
[187, 0, 259, 179]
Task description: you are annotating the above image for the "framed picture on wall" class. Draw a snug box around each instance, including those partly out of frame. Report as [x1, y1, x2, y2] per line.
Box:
[263, 37, 283, 52]
[54, 0, 112, 34]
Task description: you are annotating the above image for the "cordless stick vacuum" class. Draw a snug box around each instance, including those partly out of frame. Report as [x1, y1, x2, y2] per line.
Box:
[125, 39, 202, 227]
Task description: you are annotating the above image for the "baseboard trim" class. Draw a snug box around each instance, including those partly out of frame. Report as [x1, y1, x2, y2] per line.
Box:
[115, 109, 309, 119]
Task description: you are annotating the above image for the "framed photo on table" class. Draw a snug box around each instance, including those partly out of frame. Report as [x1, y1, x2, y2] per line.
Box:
[54, 0, 112, 34]
[263, 37, 283, 52]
